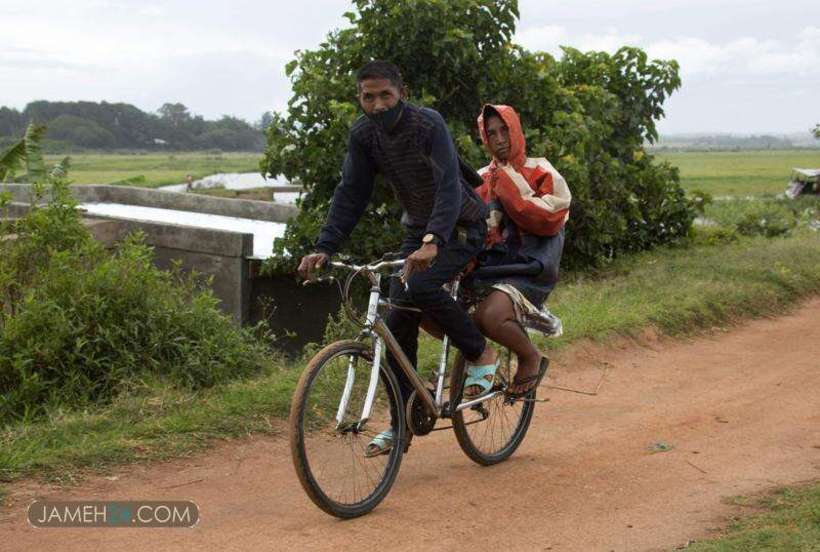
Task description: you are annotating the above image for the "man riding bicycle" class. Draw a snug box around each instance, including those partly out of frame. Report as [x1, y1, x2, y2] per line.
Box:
[297, 61, 498, 456]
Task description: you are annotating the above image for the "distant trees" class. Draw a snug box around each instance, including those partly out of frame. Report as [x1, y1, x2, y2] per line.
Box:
[0, 101, 264, 151]
[157, 102, 192, 129]
[257, 111, 275, 131]
[47, 115, 117, 148]
[814, 124, 819, 139]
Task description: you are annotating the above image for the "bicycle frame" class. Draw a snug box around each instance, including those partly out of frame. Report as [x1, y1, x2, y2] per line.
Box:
[325, 260, 505, 431]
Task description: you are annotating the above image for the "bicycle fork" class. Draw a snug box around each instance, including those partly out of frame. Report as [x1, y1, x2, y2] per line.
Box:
[335, 275, 385, 429]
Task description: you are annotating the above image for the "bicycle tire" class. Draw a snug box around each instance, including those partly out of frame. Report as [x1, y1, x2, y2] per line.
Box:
[450, 349, 536, 465]
[289, 340, 406, 518]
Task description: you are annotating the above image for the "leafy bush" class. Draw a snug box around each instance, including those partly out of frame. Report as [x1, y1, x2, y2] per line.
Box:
[735, 209, 794, 238]
[0, 233, 268, 424]
[705, 199, 801, 238]
[0, 126, 268, 424]
[689, 189, 714, 216]
[689, 225, 739, 247]
[260, 0, 694, 271]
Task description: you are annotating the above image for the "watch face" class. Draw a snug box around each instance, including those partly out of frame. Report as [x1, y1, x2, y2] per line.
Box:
[423, 233, 435, 244]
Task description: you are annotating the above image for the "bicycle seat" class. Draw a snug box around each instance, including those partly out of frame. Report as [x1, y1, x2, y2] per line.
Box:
[472, 260, 542, 280]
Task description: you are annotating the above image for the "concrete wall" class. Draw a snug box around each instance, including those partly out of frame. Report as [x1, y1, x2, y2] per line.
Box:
[248, 271, 342, 353]
[2, 184, 318, 333]
[4, 202, 30, 218]
[2, 183, 298, 222]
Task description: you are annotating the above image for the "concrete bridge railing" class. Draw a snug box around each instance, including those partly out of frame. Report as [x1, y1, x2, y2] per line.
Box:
[2, 183, 300, 324]
[2, 183, 338, 350]
[2, 183, 299, 222]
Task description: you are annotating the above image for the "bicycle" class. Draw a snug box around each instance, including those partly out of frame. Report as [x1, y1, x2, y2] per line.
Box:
[289, 254, 562, 518]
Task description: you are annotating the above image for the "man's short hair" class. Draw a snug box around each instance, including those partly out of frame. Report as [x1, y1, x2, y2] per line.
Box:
[356, 61, 404, 90]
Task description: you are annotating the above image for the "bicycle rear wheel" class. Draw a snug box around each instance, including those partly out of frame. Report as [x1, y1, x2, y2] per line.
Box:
[289, 340, 405, 518]
[450, 348, 536, 465]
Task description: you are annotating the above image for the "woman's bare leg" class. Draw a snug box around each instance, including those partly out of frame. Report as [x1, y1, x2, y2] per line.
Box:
[473, 291, 541, 395]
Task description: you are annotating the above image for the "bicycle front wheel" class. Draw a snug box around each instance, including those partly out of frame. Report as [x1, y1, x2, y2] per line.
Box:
[450, 348, 536, 465]
[289, 340, 406, 518]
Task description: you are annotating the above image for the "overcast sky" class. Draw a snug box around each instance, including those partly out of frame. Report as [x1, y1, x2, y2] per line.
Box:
[2, 0, 818, 134]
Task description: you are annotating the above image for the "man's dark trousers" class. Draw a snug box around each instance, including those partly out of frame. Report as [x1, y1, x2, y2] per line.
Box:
[385, 221, 488, 402]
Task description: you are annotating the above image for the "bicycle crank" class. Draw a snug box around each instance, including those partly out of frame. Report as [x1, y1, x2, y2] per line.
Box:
[405, 389, 437, 436]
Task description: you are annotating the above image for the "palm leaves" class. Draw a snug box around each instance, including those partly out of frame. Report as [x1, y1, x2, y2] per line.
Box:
[0, 138, 26, 182]
[22, 124, 47, 182]
[49, 156, 71, 180]
[0, 123, 67, 183]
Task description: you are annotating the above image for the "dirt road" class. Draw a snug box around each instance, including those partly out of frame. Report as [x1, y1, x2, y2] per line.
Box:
[3, 299, 820, 551]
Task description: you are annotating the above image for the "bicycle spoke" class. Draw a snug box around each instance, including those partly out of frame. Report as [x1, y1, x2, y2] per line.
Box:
[453, 348, 535, 463]
[297, 347, 401, 510]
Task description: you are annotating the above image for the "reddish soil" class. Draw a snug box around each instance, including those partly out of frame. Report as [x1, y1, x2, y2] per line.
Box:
[2, 299, 819, 551]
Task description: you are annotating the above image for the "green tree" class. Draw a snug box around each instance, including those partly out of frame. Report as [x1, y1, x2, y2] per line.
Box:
[47, 114, 117, 148]
[813, 124, 819, 139]
[257, 111, 275, 131]
[0, 107, 24, 137]
[261, 0, 692, 269]
[157, 102, 192, 128]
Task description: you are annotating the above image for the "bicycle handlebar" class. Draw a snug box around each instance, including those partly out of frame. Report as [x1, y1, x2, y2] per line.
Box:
[302, 258, 405, 286]
[329, 259, 405, 273]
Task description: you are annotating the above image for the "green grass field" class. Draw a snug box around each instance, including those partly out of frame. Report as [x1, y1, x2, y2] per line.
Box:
[44, 152, 261, 188]
[656, 150, 820, 197]
[42, 149, 820, 197]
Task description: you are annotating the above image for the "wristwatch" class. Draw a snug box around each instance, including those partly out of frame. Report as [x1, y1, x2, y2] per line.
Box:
[422, 233, 440, 246]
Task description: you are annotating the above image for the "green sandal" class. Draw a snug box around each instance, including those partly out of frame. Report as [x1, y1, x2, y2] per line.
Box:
[462, 360, 500, 399]
[364, 430, 394, 458]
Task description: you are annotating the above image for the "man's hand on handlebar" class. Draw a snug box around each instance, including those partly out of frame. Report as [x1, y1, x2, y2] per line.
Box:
[298, 252, 330, 281]
[401, 243, 437, 284]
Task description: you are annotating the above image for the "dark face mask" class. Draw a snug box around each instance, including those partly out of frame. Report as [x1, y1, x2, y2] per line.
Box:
[367, 99, 405, 133]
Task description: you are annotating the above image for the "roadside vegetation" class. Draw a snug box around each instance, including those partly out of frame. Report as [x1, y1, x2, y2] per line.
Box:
[1, 125, 276, 489]
[686, 485, 820, 551]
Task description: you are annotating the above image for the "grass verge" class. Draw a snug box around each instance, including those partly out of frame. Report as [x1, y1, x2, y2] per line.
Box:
[685, 484, 820, 551]
[0, 365, 300, 488]
[538, 228, 820, 351]
[2, 228, 819, 510]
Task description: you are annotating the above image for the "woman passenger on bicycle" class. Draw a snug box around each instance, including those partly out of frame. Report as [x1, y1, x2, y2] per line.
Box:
[463, 104, 571, 398]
